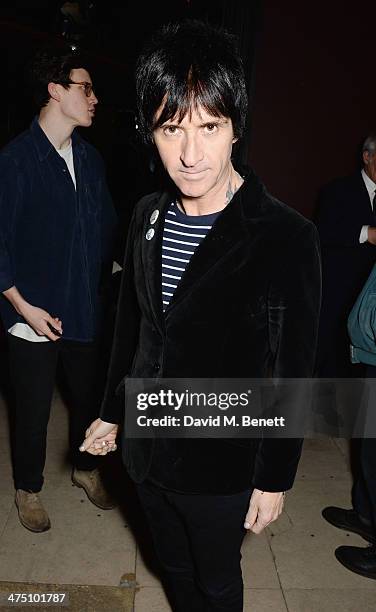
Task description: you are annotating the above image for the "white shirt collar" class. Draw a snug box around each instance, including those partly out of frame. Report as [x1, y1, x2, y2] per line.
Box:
[361, 168, 376, 203]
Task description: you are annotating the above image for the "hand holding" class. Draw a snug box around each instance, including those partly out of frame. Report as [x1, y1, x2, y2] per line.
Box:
[79, 418, 119, 455]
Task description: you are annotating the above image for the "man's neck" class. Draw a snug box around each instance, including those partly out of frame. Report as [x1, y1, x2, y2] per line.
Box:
[179, 166, 244, 216]
[38, 108, 74, 151]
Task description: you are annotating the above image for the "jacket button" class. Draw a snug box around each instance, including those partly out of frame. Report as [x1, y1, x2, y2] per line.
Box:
[153, 362, 160, 372]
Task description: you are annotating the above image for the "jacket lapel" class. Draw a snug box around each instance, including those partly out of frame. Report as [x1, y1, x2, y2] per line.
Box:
[140, 192, 171, 333]
[355, 173, 375, 223]
[164, 196, 246, 312]
[165, 170, 265, 313]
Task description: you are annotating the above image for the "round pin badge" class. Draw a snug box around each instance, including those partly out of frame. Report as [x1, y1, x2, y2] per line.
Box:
[146, 228, 155, 240]
[150, 210, 159, 224]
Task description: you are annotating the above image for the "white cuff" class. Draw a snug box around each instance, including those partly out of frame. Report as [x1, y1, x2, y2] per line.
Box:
[360, 225, 370, 244]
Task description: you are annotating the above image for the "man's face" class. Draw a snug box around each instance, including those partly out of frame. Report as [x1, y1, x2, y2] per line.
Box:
[58, 68, 98, 127]
[363, 150, 376, 183]
[153, 105, 236, 200]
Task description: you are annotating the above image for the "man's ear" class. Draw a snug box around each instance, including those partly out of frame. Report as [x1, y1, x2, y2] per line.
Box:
[363, 150, 372, 166]
[47, 82, 61, 102]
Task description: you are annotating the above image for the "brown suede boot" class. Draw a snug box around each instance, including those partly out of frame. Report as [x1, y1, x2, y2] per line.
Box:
[15, 490, 51, 532]
[72, 468, 116, 510]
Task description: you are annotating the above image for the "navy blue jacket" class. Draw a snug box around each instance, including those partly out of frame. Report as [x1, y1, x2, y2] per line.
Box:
[0, 117, 117, 341]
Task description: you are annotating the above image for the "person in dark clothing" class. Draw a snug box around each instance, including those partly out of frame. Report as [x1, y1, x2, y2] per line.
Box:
[0, 45, 117, 532]
[80, 20, 321, 611]
[319, 135, 376, 579]
[315, 135, 376, 377]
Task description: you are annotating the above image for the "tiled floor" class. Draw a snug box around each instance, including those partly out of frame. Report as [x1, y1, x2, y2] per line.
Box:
[0, 389, 375, 611]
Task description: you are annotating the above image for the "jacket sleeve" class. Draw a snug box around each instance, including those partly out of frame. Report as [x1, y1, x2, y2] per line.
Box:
[0, 155, 20, 293]
[98, 171, 118, 299]
[100, 208, 141, 424]
[315, 183, 369, 248]
[252, 221, 322, 492]
[99, 157, 118, 266]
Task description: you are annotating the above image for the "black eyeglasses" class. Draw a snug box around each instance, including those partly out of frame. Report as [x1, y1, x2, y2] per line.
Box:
[68, 81, 95, 97]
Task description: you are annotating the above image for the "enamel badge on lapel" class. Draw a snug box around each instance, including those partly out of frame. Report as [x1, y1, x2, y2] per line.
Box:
[146, 228, 155, 240]
[150, 210, 159, 224]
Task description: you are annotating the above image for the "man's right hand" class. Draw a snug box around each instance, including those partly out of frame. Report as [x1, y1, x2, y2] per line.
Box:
[3, 286, 63, 341]
[367, 227, 376, 245]
[20, 303, 63, 341]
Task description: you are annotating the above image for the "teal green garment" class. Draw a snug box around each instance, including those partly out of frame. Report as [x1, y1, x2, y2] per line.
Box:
[348, 263, 376, 366]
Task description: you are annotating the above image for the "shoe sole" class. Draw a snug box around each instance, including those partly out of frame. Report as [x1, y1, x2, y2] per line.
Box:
[335, 552, 376, 580]
[323, 514, 376, 544]
[71, 478, 116, 510]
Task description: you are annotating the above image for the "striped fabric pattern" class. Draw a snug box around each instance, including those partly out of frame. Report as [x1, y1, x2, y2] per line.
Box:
[161, 201, 220, 310]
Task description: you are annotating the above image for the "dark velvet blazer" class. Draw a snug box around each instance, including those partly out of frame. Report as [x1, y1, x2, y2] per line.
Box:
[101, 168, 321, 494]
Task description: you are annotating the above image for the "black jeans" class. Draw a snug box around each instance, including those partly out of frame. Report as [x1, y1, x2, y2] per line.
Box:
[8, 334, 101, 492]
[137, 481, 251, 612]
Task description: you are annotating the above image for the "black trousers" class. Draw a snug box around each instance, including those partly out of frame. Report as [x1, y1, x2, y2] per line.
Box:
[137, 481, 251, 612]
[352, 365, 376, 530]
[8, 334, 101, 493]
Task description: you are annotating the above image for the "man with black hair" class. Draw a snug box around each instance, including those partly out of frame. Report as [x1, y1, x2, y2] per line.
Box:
[81, 20, 321, 611]
[0, 45, 117, 532]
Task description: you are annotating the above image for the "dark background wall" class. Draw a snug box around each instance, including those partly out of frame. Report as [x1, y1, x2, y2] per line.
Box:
[2, 2, 374, 220]
[250, 1, 376, 217]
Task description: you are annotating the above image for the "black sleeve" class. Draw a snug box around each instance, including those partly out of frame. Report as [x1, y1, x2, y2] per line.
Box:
[100, 209, 141, 424]
[252, 221, 322, 492]
[315, 183, 366, 248]
[0, 155, 21, 293]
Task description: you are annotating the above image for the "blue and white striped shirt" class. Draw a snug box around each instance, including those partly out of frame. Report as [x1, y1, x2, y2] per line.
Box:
[161, 202, 220, 310]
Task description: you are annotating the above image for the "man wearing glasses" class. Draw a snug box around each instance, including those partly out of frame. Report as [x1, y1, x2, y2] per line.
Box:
[0, 45, 117, 532]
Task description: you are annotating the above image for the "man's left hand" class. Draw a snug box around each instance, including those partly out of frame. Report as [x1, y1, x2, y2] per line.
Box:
[244, 489, 285, 534]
